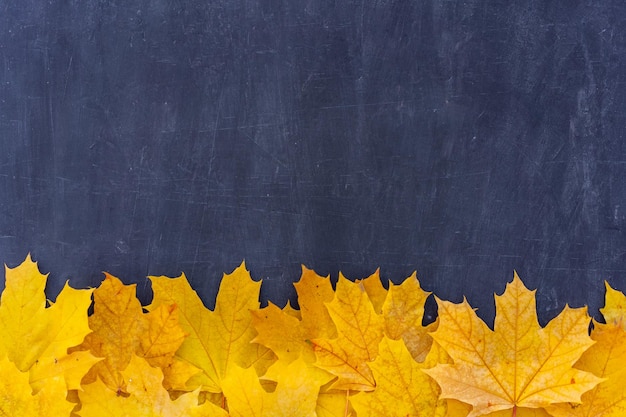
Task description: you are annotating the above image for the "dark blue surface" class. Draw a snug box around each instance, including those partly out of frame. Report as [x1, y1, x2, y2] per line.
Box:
[2, 1, 626, 324]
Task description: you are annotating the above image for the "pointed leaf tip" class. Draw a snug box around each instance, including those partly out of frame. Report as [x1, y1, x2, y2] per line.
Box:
[428, 272, 601, 417]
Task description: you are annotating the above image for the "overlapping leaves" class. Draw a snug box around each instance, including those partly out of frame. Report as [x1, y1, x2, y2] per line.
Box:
[1, 255, 625, 416]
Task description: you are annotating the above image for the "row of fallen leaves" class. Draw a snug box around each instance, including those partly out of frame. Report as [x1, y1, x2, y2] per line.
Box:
[1, 254, 624, 417]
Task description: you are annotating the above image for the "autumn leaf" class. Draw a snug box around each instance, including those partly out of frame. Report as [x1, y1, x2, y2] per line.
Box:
[140, 303, 188, 369]
[78, 273, 145, 390]
[0, 355, 74, 416]
[77, 355, 227, 417]
[293, 265, 337, 339]
[76, 273, 187, 393]
[253, 269, 438, 415]
[148, 261, 274, 393]
[547, 281, 626, 417]
[252, 268, 359, 415]
[311, 273, 384, 391]
[0, 254, 98, 392]
[262, 357, 335, 416]
[316, 390, 354, 417]
[29, 350, 101, 394]
[220, 365, 266, 416]
[0, 254, 48, 368]
[351, 336, 446, 417]
[382, 272, 435, 362]
[424, 272, 602, 417]
[282, 299, 302, 319]
[4, 256, 626, 415]
[222, 357, 333, 417]
[251, 266, 340, 365]
[599, 281, 626, 328]
[251, 301, 314, 363]
[356, 269, 387, 314]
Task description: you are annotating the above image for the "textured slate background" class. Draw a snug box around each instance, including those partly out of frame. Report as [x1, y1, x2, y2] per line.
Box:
[1, 0, 626, 324]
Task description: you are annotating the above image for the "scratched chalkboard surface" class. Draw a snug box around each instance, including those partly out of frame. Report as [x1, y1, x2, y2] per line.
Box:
[1, 1, 625, 324]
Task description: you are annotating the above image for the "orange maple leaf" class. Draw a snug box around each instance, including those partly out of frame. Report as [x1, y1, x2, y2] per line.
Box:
[76, 273, 189, 393]
[424, 272, 602, 417]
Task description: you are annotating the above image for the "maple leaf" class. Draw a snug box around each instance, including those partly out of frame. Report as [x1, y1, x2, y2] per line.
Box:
[382, 272, 436, 362]
[351, 336, 447, 417]
[251, 266, 338, 365]
[148, 261, 274, 394]
[547, 282, 626, 417]
[311, 273, 384, 391]
[140, 303, 188, 370]
[0, 355, 74, 416]
[251, 268, 361, 415]
[294, 265, 337, 339]
[0, 254, 98, 392]
[76, 273, 188, 393]
[316, 390, 355, 417]
[77, 355, 227, 417]
[282, 299, 302, 319]
[356, 269, 388, 314]
[251, 301, 314, 363]
[221, 357, 333, 417]
[599, 281, 626, 328]
[424, 272, 602, 417]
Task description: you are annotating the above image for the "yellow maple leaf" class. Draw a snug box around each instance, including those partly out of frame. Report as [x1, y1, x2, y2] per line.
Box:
[263, 357, 335, 415]
[251, 266, 340, 366]
[222, 357, 333, 417]
[424, 272, 602, 417]
[599, 281, 626, 328]
[77, 355, 227, 417]
[0, 355, 74, 416]
[311, 273, 384, 391]
[141, 303, 188, 368]
[547, 281, 626, 417]
[143, 304, 199, 391]
[382, 272, 435, 362]
[294, 265, 337, 339]
[356, 269, 388, 314]
[251, 301, 314, 363]
[316, 390, 354, 417]
[0, 254, 98, 392]
[77, 273, 187, 392]
[148, 261, 274, 393]
[351, 336, 447, 417]
[283, 299, 302, 319]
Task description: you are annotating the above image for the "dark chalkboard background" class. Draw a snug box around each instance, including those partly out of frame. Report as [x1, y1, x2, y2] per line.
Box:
[2, 0, 626, 324]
